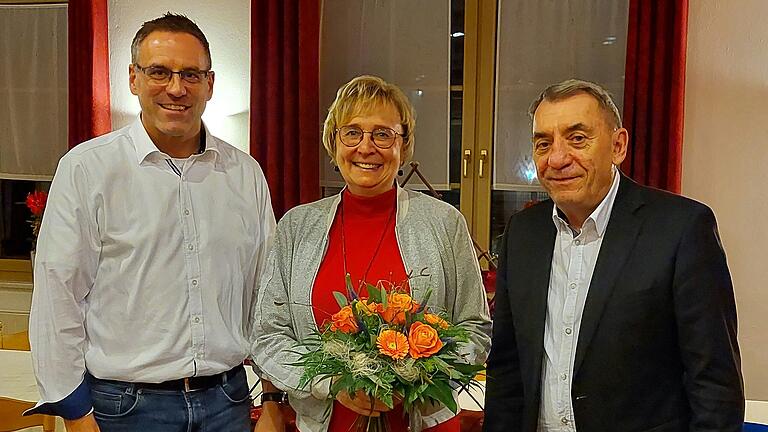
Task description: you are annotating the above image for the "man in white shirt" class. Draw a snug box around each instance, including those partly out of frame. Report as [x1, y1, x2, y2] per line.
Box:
[27, 13, 275, 432]
[484, 79, 743, 431]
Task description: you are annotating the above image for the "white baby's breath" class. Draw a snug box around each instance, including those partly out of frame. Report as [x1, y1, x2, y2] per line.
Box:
[322, 338, 351, 359]
[392, 357, 420, 382]
[349, 351, 382, 378]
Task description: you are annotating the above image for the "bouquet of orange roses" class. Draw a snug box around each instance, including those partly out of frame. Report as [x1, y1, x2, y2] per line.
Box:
[297, 275, 483, 431]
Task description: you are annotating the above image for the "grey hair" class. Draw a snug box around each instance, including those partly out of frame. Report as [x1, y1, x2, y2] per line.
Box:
[529, 79, 622, 128]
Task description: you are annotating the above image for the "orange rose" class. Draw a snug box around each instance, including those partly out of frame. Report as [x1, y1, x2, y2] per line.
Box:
[379, 293, 417, 324]
[329, 305, 359, 333]
[408, 322, 443, 359]
[377, 329, 409, 360]
[424, 313, 449, 330]
[355, 299, 379, 316]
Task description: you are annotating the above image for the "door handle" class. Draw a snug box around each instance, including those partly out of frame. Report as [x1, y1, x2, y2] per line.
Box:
[479, 150, 488, 178]
[463, 149, 472, 178]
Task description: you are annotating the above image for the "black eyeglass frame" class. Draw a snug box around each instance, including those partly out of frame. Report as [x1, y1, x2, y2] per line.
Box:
[334, 126, 406, 149]
[133, 64, 214, 85]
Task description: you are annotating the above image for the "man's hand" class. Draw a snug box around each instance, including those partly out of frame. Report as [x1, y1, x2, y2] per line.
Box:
[336, 389, 392, 417]
[64, 413, 100, 432]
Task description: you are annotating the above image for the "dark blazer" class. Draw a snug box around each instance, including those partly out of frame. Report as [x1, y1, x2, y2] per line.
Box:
[484, 175, 744, 432]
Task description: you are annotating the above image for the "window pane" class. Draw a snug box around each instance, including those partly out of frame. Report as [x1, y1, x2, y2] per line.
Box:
[489, 0, 629, 249]
[0, 180, 38, 258]
[320, 0, 452, 190]
[493, 0, 629, 188]
[489, 190, 550, 256]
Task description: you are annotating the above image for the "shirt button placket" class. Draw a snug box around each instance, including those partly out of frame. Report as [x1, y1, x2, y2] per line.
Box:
[180, 175, 204, 369]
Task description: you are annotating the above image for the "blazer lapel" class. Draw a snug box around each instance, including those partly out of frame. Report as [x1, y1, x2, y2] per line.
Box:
[573, 176, 644, 375]
[515, 207, 557, 400]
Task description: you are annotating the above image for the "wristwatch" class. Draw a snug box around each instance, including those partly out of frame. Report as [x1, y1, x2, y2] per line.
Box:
[261, 391, 289, 405]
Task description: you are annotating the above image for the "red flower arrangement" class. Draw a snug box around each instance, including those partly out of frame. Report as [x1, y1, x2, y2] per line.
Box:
[26, 191, 48, 247]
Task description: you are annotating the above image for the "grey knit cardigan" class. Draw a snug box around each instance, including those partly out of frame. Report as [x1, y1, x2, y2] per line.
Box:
[252, 186, 492, 432]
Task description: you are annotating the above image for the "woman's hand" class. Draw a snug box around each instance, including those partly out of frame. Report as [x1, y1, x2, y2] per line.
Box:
[255, 380, 287, 432]
[336, 389, 396, 417]
[254, 403, 285, 432]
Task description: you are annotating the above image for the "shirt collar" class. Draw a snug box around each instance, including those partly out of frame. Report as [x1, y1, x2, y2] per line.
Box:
[551, 165, 621, 238]
[130, 115, 221, 165]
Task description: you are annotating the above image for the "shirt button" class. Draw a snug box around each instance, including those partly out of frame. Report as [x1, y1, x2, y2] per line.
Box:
[574, 239, 581, 245]
[560, 373, 567, 381]
[184, 209, 190, 216]
[561, 417, 569, 425]
[188, 244, 194, 251]
[569, 282, 577, 290]
[192, 279, 198, 286]
[193, 316, 200, 323]
[565, 328, 573, 335]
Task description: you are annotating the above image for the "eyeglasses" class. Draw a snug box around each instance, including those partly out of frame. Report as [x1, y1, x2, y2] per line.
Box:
[134, 64, 213, 85]
[335, 126, 404, 149]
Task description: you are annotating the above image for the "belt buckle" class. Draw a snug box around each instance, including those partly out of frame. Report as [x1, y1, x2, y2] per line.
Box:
[183, 377, 192, 392]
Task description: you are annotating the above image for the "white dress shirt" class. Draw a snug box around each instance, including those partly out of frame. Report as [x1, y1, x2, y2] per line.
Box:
[538, 166, 620, 431]
[29, 117, 275, 406]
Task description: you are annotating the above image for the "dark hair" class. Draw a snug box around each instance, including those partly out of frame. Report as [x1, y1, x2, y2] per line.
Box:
[529, 78, 622, 129]
[131, 12, 211, 69]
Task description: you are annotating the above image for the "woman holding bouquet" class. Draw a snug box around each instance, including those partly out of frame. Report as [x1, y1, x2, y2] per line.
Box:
[253, 75, 491, 432]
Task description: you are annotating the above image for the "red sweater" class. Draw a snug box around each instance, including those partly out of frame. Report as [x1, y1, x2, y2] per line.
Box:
[312, 187, 406, 327]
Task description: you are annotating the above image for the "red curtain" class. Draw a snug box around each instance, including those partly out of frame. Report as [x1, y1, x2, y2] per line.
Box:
[68, 0, 112, 148]
[250, 0, 321, 218]
[621, 0, 688, 193]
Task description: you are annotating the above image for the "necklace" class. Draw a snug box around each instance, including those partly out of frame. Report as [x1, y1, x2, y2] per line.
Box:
[339, 191, 397, 285]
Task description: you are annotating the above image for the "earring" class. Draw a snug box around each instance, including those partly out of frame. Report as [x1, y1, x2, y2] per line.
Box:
[397, 168, 404, 176]
[333, 165, 340, 172]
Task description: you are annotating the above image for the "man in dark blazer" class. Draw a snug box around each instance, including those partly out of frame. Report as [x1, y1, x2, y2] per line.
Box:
[484, 79, 744, 432]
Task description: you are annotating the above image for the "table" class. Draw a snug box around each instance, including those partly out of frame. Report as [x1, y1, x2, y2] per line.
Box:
[457, 381, 485, 411]
[0, 349, 63, 431]
[0, 349, 39, 402]
[7, 349, 761, 426]
[0, 350, 484, 431]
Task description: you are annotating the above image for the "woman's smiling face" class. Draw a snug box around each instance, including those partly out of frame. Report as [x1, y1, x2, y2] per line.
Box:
[335, 102, 404, 197]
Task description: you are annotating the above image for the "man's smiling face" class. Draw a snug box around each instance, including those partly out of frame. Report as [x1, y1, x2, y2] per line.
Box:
[532, 92, 627, 226]
[129, 31, 213, 148]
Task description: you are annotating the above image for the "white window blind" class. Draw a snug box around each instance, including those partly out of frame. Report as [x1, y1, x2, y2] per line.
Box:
[493, 0, 629, 190]
[0, 4, 68, 180]
[320, 0, 451, 190]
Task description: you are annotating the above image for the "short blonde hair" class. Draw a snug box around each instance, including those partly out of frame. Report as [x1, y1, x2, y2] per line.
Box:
[322, 75, 415, 165]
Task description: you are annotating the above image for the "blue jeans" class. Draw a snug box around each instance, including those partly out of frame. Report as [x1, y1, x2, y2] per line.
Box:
[89, 368, 251, 432]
